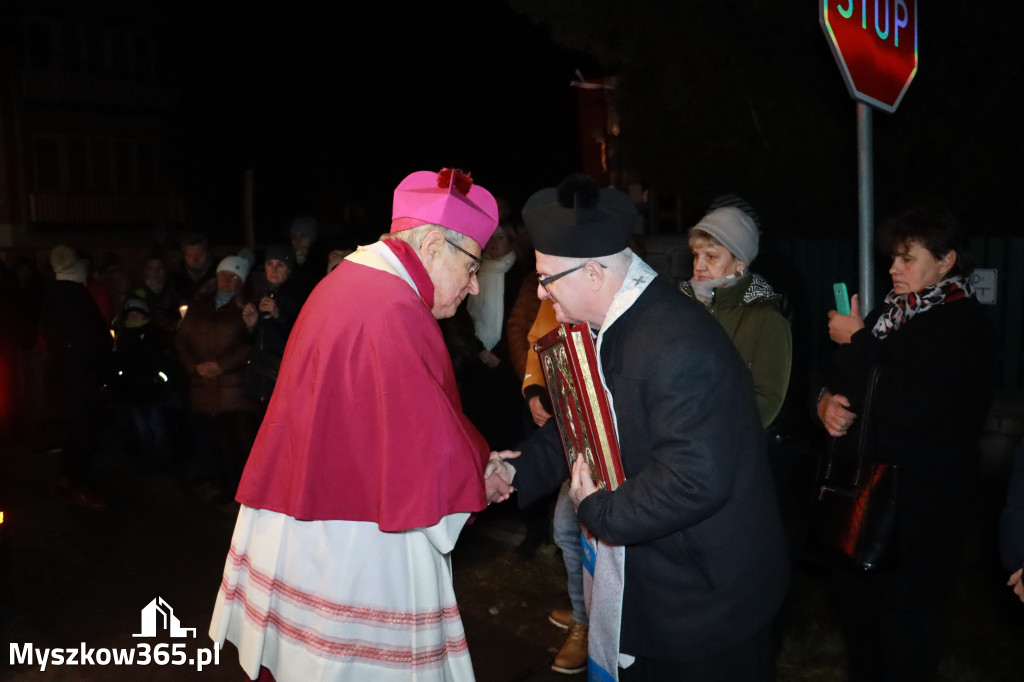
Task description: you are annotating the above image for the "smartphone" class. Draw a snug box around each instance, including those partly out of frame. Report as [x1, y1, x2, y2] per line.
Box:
[833, 283, 851, 315]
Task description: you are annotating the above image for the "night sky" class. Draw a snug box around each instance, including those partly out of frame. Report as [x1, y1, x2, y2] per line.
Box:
[165, 2, 1023, 246]
[172, 1, 597, 246]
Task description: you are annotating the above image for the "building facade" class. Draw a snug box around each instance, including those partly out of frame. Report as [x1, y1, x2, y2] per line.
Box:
[0, 0, 183, 247]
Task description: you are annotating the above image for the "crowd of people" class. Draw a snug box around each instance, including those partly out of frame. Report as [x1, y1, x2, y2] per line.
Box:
[1, 167, 1021, 682]
[0, 218, 349, 507]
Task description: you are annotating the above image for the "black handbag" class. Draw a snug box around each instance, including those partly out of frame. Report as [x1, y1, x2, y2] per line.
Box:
[804, 365, 899, 571]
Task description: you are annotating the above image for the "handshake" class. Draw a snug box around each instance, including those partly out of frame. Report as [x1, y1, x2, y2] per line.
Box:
[484, 450, 520, 505]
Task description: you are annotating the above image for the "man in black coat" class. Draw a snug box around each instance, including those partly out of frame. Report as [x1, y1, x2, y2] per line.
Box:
[491, 176, 788, 681]
[40, 245, 113, 508]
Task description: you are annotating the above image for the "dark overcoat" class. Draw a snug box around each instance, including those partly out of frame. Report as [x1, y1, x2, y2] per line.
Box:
[515, 278, 789, 661]
[39, 279, 112, 420]
[825, 296, 995, 603]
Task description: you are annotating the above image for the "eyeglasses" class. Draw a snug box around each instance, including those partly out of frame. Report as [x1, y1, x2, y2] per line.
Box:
[537, 261, 606, 293]
[445, 238, 482, 275]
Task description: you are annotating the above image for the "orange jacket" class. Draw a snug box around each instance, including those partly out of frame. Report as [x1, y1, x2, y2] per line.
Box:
[522, 297, 558, 399]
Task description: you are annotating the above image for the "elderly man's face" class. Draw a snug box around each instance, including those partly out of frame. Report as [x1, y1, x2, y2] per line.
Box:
[535, 252, 590, 326]
[430, 236, 481, 319]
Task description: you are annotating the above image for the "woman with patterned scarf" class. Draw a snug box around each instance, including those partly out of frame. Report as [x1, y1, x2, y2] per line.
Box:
[816, 204, 996, 682]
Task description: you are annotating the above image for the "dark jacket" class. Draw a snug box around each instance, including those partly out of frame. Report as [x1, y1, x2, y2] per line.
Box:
[250, 277, 305, 358]
[110, 323, 177, 405]
[245, 276, 305, 403]
[39, 280, 112, 419]
[171, 261, 217, 302]
[133, 280, 184, 335]
[289, 242, 330, 300]
[514, 278, 788, 661]
[441, 258, 528, 449]
[1001, 439, 1024, 573]
[824, 296, 995, 602]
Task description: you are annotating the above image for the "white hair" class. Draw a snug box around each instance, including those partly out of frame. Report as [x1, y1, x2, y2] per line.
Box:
[563, 247, 633, 277]
[382, 223, 468, 250]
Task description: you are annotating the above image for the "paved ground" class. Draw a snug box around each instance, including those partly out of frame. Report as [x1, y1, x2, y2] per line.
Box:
[0, 435, 582, 682]
[2, 406, 1023, 681]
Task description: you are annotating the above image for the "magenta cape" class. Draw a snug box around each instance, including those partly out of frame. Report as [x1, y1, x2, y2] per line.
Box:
[235, 258, 490, 531]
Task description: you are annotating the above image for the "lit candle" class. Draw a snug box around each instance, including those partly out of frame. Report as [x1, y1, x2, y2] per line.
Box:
[179, 304, 189, 319]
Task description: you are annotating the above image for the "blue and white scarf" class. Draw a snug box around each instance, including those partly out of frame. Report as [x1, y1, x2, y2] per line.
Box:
[582, 251, 657, 681]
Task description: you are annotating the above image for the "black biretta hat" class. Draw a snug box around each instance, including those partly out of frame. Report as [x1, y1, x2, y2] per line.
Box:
[522, 174, 636, 258]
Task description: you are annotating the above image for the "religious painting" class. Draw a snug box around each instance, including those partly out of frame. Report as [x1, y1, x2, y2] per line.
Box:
[534, 322, 625, 491]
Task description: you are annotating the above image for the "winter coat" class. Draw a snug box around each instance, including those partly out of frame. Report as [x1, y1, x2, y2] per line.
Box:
[823, 295, 995, 604]
[109, 323, 176, 405]
[515, 278, 788, 661]
[1000, 440, 1024, 574]
[38, 280, 112, 420]
[176, 287, 254, 416]
[681, 272, 792, 427]
[505, 272, 543, 381]
[244, 276, 305, 403]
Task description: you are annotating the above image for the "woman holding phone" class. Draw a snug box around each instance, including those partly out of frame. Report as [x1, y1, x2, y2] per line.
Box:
[816, 205, 995, 681]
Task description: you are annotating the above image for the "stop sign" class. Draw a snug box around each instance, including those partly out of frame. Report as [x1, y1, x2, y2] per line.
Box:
[820, 0, 918, 113]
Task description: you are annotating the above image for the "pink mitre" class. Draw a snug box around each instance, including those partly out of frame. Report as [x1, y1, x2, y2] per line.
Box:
[391, 168, 499, 247]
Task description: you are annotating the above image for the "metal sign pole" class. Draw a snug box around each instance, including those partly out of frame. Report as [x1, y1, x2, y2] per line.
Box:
[857, 102, 874, 314]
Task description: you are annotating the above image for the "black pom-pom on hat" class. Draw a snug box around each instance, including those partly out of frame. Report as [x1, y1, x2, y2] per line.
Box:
[522, 174, 636, 258]
[557, 174, 600, 209]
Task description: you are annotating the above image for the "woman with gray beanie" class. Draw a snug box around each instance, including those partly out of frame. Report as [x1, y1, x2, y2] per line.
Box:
[679, 207, 792, 428]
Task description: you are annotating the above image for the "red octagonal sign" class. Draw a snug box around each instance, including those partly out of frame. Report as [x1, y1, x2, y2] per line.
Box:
[820, 0, 919, 113]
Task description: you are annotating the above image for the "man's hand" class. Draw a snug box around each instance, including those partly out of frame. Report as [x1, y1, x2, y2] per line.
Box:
[569, 455, 598, 508]
[818, 391, 857, 438]
[529, 396, 552, 427]
[484, 451, 519, 504]
[828, 294, 864, 344]
[1008, 568, 1024, 603]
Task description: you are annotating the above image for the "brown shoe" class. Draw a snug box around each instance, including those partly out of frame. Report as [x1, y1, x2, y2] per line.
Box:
[551, 621, 588, 675]
[548, 608, 573, 630]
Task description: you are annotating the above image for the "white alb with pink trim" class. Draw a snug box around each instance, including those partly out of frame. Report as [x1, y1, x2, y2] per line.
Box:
[209, 505, 475, 681]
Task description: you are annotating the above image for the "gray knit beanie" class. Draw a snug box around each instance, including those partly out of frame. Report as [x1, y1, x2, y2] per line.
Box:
[690, 207, 760, 266]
